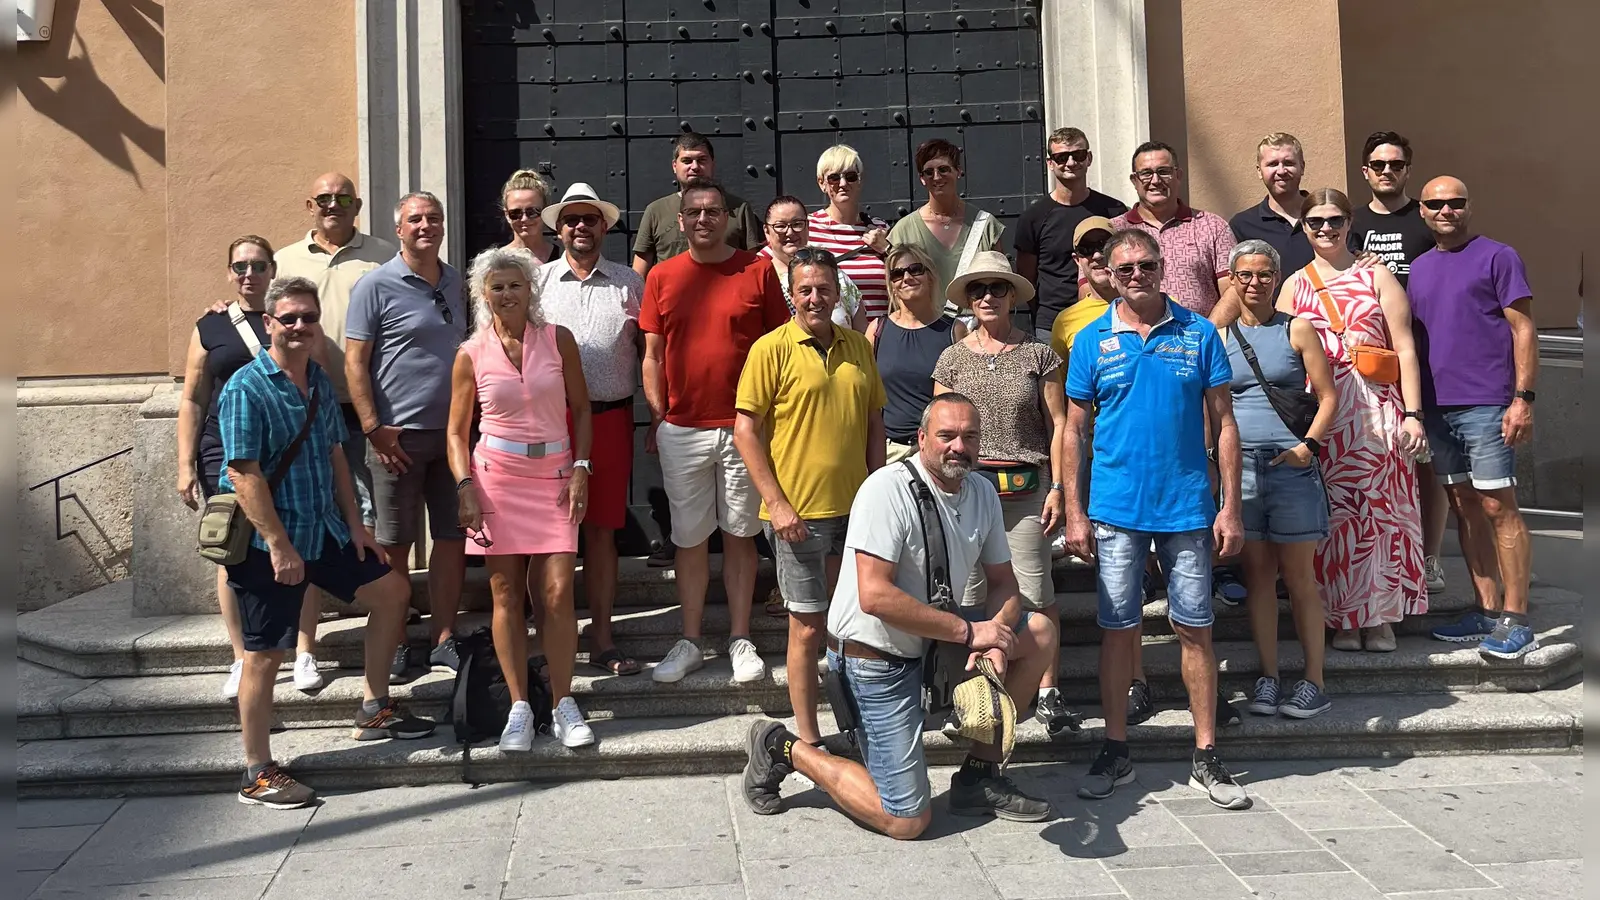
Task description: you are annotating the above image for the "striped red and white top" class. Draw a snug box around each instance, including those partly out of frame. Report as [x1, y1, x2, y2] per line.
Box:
[808, 209, 891, 320]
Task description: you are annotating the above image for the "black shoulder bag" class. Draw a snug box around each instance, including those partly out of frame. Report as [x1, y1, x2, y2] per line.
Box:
[196, 386, 321, 566]
[897, 459, 974, 717]
[1228, 321, 1318, 440]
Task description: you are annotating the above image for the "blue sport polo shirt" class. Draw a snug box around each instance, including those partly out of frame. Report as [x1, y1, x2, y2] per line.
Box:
[1066, 296, 1232, 533]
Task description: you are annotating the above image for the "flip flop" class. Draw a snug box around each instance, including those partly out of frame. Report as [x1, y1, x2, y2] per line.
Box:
[590, 647, 642, 676]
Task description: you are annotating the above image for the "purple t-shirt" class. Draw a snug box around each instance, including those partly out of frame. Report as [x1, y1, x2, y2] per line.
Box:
[1407, 235, 1531, 408]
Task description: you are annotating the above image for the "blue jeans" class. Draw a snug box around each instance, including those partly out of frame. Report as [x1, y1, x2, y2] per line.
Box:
[1240, 448, 1329, 543]
[1093, 524, 1213, 629]
[1425, 405, 1516, 491]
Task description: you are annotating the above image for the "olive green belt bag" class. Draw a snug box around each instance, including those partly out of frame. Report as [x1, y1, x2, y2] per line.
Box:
[197, 388, 321, 566]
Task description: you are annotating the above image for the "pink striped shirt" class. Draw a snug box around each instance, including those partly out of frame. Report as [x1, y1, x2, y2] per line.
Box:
[808, 209, 891, 320]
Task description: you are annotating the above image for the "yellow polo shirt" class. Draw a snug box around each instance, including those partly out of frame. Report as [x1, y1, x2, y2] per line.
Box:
[273, 230, 398, 400]
[1050, 293, 1112, 363]
[736, 320, 886, 520]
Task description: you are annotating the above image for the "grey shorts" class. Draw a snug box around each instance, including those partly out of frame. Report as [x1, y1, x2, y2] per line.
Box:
[765, 515, 848, 614]
[368, 427, 461, 547]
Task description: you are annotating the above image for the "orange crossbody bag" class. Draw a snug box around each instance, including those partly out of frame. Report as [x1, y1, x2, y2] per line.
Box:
[1306, 265, 1400, 384]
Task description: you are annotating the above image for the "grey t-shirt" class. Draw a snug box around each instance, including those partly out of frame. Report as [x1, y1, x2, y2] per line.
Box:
[344, 253, 467, 430]
[827, 455, 1010, 659]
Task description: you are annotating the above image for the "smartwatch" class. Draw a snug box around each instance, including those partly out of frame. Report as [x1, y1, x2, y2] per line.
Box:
[1514, 390, 1536, 403]
[572, 459, 593, 472]
[1301, 437, 1322, 456]
[1402, 410, 1424, 421]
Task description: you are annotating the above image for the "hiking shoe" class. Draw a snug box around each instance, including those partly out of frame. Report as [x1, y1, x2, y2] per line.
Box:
[1190, 747, 1252, 810]
[1077, 744, 1135, 800]
[388, 644, 411, 684]
[741, 719, 794, 815]
[222, 659, 243, 700]
[1247, 676, 1281, 716]
[552, 696, 595, 748]
[652, 638, 705, 683]
[351, 699, 437, 741]
[238, 763, 316, 810]
[1278, 679, 1332, 719]
[728, 637, 766, 683]
[948, 771, 1053, 821]
[1432, 610, 1498, 643]
[429, 637, 461, 673]
[1196, 688, 1242, 727]
[1424, 555, 1447, 594]
[1480, 618, 1540, 660]
[500, 700, 535, 752]
[293, 652, 324, 692]
[1127, 679, 1154, 725]
[1212, 567, 1247, 607]
[647, 542, 676, 568]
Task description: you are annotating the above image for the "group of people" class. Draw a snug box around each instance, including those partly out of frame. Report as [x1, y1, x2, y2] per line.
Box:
[179, 126, 1540, 828]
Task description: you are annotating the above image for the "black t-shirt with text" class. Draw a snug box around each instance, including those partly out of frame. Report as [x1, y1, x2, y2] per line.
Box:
[1352, 199, 1435, 287]
[1015, 189, 1129, 322]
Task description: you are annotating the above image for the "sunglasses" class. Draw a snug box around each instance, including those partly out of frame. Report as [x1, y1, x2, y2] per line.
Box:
[1421, 197, 1468, 211]
[314, 193, 356, 209]
[432, 289, 454, 325]
[230, 260, 271, 276]
[1365, 159, 1409, 173]
[791, 247, 837, 265]
[1232, 270, 1278, 283]
[1113, 261, 1161, 279]
[824, 170, 861, 184]
[1049, 149, 1090, 165]
[965, 280, 1015, 302]
[1073, 238, 1109, 258]
[504, 207, 543, 221]
[920, 164, 956, 179]
[462, 515, 493, 548]
[560, 213, 603, 229]
[1304, 215, 1348, 232]
[271, 312, 320, 327]
[1133, 167, 1177, 183]
[889, 262, 928, 282]
[680, 206, 726, 220]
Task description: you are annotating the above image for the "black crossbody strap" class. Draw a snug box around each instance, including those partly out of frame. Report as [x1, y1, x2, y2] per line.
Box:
[266, 387, 321, 494]
[1228, 322, 1303, 438]
[899, 459, 954, 611]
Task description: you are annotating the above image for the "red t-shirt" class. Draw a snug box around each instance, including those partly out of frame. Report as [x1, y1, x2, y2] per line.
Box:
[640, 249, 789, 428]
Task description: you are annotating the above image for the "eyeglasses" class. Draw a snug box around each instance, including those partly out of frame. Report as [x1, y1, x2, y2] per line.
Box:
[920, 164, 956, 179]
[1133, 167, 1177, 183]
[680, 206, 726, 220]
[1304, 215, 1348, 232]
[560, 213, 603, 229]
[1113, 261, 1161, 279]
[230, 260, 271, 275]
[889, 262, 929, 282]
[314, 193, 356, 209]
[1365, 159, 1409, 173]
[824, 170, 861, 184]
[271, 312, 320, 327]
[504, 207, 543, 221]
[432, 289, 454, 324]
[1073, 237, 1109, 258]
[1421, 197, 1468, 211]
[964, 280, 1015, 302]
[1232, 270, 1278, 283]
[765, 220, 807, 234]
[1049, 149, 1090, 166]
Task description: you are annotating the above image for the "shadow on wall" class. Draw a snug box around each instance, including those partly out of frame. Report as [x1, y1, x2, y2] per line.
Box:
[18, 0, 167, 183]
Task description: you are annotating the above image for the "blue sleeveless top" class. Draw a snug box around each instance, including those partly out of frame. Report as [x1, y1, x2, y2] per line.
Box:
[1226, 312, 1306, 450]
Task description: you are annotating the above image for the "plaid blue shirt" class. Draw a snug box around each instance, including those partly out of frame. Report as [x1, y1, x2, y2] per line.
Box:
[218, 350, 351, 557]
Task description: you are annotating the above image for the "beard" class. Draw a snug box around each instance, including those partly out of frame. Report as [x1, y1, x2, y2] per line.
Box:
[935, 453, 974, 481]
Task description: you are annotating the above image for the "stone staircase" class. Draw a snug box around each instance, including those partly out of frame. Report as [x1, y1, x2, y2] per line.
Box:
[18, 556, 1584, 798]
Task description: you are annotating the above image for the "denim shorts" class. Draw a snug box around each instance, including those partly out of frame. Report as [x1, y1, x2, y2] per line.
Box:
[1425, 405, 1517, 491]
[1240, 448, 1329, 544]
[1093, 524, 1213, 630]
[765, 516, 848, 614]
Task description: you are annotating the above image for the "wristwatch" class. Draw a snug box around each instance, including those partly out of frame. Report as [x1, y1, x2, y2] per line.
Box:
[1514, 390, 1536, 403]
[1301, 437, 1322, 456]
[572, 459, 593, 472]
[1402, 410, 1424, 421]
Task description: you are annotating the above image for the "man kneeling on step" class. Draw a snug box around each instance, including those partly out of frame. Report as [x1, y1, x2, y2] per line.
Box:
[741, 393, 1059, 839]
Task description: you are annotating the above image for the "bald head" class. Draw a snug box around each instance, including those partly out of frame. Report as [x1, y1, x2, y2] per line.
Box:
[1420, 176, 1468, 201]
[306, 172, 362, 243]
[1418, 175, 1471, 246]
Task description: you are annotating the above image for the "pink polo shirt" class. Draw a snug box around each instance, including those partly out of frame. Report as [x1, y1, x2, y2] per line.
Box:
[1113, 202, 1235, 315]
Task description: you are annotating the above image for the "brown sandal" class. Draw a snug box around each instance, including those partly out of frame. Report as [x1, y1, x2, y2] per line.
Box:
[590, 647, 641, 676]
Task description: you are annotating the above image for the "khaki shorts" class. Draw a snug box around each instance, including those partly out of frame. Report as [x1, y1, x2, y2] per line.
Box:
[656, 422, 762, 547]
[885, 439, 918, 464]
[961, 492, 1056, 611]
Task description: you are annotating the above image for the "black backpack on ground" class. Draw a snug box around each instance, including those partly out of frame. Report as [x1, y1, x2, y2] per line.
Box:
[450, 627, 551, 780]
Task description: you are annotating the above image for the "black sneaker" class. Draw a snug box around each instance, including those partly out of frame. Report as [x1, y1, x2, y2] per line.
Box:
[948, 771, 1053, 821]
[429, 637, 461, 672]
[1212, 567, 1246, 607]
[1190, 746, 1251, 809]
[388, 644, 411, 685]
[351, 699, 437, 741]
[1076, 743, 1135, 800]
[647, 541, 676, 568]
[1127, 679, 1154, 725]
[238, 763, 316, 809]
[741, 720, 793, 815]
[1197, 688, 1242, 727]
[1035, 691, 1082, 736]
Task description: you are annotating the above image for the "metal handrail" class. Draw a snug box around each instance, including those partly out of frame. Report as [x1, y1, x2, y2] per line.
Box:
[28, 447, 134, 542]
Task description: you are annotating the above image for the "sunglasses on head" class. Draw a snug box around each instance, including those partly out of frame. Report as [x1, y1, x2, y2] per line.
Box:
[1365, 159, 1409, 173]
[1113, 261, 1160, 279]
[1073, 237, 1109, 258]
[560, 213, 603, 229]
[889, 262, 928, 282]
[271, 312, 320, 327]
[791, 247, 837, 265]
[824, 170, 861, 184]
[1049, 149, 1090, 166]
[920, 164, 956, 179]
[230, 260, 271, 276]
[1304, 215, 1348, 232]
[965, 280, 1015, 302]
[432, 289, 454, 324]
[314, 193, 355, 209]
[504, 207, 543, 221]
[1421, 197, 1468, 211]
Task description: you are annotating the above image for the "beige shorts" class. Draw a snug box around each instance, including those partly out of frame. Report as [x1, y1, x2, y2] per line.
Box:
[961, 493, 1056, 611]
[656, 422, 762, 547]
[885, 439, 918, 464]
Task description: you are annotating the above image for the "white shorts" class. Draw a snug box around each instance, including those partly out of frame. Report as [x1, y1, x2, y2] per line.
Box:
[656, 422, 762, 547]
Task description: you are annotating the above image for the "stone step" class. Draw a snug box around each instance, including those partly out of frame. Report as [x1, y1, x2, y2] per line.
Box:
[18, 686, 1581, 799]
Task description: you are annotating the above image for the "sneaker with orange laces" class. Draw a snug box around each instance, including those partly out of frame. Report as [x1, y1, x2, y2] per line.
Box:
[351, 699, 437, 742]
[238, 763, 316, 809]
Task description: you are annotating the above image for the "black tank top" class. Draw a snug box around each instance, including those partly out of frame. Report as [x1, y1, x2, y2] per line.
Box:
[195, 307, 271, 437]
[876, 314, 955, 441]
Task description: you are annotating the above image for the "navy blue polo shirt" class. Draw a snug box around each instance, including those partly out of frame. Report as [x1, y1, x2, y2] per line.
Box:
[1066, 296, 1232, 532]
[1230, 194, 1315, 277]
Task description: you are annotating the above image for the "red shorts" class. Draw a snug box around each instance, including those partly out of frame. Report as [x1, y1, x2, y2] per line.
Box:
[568, 405, 634, 530]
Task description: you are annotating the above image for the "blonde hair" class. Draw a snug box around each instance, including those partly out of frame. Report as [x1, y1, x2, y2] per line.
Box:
[885, 243, 938, 313]
[500, 169, 553, 208]
[816, 144, 863, 180]
[467, 247, 545, 334]
[1257, 132, 1304, 163]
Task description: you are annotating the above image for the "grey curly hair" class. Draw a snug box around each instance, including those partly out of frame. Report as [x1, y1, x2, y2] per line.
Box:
[467, 247, 545, 334]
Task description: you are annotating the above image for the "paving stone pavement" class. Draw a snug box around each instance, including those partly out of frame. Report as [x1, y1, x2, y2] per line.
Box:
[15, 753, 1582, 899]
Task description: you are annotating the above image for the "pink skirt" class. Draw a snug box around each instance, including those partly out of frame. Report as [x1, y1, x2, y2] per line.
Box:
[466, 444, 578, 556]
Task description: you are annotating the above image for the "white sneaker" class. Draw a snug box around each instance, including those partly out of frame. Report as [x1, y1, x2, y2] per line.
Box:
[293, 652, 324, 692]
[1424, 555, 1446, 594]
[1050, 531, 1068, 560]
[500, 700, 535, 752]
[552, 696, 595, 748]
[728, 637, 766, 684]
[652, 638, 705, 683]
[222, 659, 243, 700]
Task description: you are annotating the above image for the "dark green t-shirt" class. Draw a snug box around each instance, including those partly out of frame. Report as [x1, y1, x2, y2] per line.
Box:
[632, 190, 763, 263]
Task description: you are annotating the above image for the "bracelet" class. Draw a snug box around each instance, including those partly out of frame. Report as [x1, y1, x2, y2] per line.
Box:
[1050, 482, 1065, 493]
[455, 477, 474, 491]
[363, 424, 382, 437]
[963, 620, 974, 649]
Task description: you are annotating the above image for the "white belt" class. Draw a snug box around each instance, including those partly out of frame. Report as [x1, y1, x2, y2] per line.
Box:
[481, 435, 569, 458]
